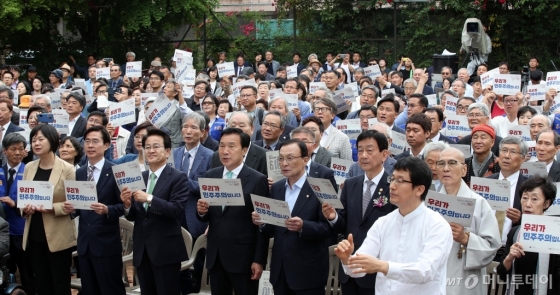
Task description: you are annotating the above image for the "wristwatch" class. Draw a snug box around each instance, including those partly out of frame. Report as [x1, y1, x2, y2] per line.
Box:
[147, 194, 153, 204]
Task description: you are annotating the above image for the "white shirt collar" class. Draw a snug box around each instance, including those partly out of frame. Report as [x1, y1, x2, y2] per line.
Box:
[185, 143, 200, 156]
[411, 145, 426, 158]
[364, 168, 385, 186]
[400, 202, 426, 220]
[498, 170, 520, 182]
[7, 162, 21, 172]
[223, 163, 244, 178]
[87, 158, 105, 172]
[149, 163, 167, 178]
[547, 161, 554, 173]
[285, 172, 307, 190]
[431, 132, 441, 142]
[1, 121, 10, 131]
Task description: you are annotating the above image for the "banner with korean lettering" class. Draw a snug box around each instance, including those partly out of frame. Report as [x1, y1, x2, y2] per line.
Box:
[389, 132, 408, 155]
[344, 82, 359, 97]
[199, 178, 245, 206]
[507, 125, 531, 141]
[334, 88, 355, 102]
[287, 65, 298, 78]
[444, 114, 470, 137]
[251, 194, 291, 227]
[544, 183, 560, 216]
[15, 131, 30, 151]
[112, 162, 146, 192]
[266, 151, 283, 182]
[470, 177, 510, 211]
[96, 67, 110, 80]
[217, 62, 235, 77]
[528, 84, 546, 101]
[363, 65, 382, 79]
[330, 157, 353, 184]
[146, 96, 177, 129]
[231, 79, 257, 98]
[174, 58, 189, 81]
[46, 92, 62, 109]
[309, 82, 326, 94]
[64, 180, 98, 210]
[173, 49, 192, 61]
[493, 74, 521, 96]
[268, 88, 283, 101]
[381, 88, 395, 98]
[480, 71, 494, 89]
[109, 99, 136, 126]
[19, 110, 29, 131]
[519, 214, 560, 254]
[183, 69, 196, 86]
[17, 181, 53, 210]
[140, 93, 158, 107]
[332, 93, 350, 114]
[307, 177, 343, 209]
[50, 109, 69, 134]
[520, 162, 548, 178]
[258, 271, 274, 295]
[426, 94, 437, 106]
[283, 94, 299, 111]
[336, 119, 361, 140]
[526, 141, 537, 162]
[546, 71, 560, 90]
[425, 191, 475, 227]
[444, 96, 458, 115]
[125, 61, 142, 78]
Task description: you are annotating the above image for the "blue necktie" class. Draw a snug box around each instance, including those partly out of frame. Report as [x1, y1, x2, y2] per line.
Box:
[181, 151, 191, 176]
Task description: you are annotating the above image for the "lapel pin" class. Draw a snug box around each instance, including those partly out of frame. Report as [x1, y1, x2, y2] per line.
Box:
[106, 174, 109, 176]
[306, 195, 309, 198]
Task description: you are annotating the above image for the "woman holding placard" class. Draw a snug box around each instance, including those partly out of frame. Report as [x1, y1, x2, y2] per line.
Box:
[21, 124, 77, 294]
[497, 175, 560, 294]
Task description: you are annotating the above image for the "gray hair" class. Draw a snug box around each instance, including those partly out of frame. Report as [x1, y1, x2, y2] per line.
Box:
[194, 111, 211, 130]
[529, 114, 552, 128]
[536, 129, 560, 146]
[423, 141, 450, 159]
[361, 85, 380, 98]
[307, 53, 318, 61]
[229, 111, 254, 127]
[34, 95, 52, 106]
[467, 102, 490, 117]
[403, 78, 417, 88]
[263, 110, 286, 129]
[126, 52, 136, 58]
[313, 86, 333, 101]
[458, 68, 470, 75]
[291, 126, 316, 142]
[258, 81, 270, 90]
[2, 132, 27, 150]
[452, 79, 466, 88]
[183, 112, 207, 130]
[499, 135, 528, 156]
[371, 123, 392, 139]
[270, 97, 289, 113]
[314, 98, 337, 115]
[443, 90, 458, 98]
[442, 66, 453, 74]
[196, 73, 210, 82]
[354, 68, 365, 75]
[0, 86, 14, 100]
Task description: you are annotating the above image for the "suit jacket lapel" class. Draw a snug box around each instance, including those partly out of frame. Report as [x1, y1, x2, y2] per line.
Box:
[325, 128, 336, 149]
[222, 166, 248, 215]
[315, 148, 325, 165]
[151, 165, 171, 198]
[190, 149, 203, 179]
[96, 162, 112, 191]
[291, 181, 313, 217]
[362, 173, 390, 223]
[48, 158, 64, 187]
[353, 176, 365, 221]
[245, 145, 257, 168]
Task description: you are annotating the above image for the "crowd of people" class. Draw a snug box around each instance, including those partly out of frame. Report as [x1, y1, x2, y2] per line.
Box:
[0, 49, 557, 295]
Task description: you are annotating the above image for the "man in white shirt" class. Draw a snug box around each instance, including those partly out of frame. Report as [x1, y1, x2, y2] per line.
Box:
[335, 157, 453, 295]
[457, 68, 474, 97]
[65, 92, 87, 138]
[491, 92, 522, 138]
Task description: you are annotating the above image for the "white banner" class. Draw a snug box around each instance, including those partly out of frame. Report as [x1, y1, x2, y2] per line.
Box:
[64, 180, 98, 210]
[336, 119, 361, 140]
[444, 96, 458, 115]
[363, 65, 382, 79]
[507, 124, 531, 141]
[266, 151, 283, 182]
[344, 82, 359, 97]
[125, 61, 142, 78]
[330, 157, 353, 184]
[199, 178, 245, 206]
[544, 183, 560, 216]
[50, 109, 69, 134]
[332, 93, 350, 114]
[109, 99, 136, 126]
[96, 67, 110, 80]
[17, 181, 53, 210]
[545, 71, 560, 90]
[528, 84, 546, 101]
[309, 82, 326, 94]
[444, 114, 471, 137]
[231, 79, 257, 98]
[287, 65, 298, 78]
[520, 162, 548, 178]
[425, 191, 476, 227]
[307, 177, 343, 209]
[146, 96, 177, 129]
[251, 194, 291, 227]
[112, 161, 146, 192]
[470, 177, 510, 211]
[217, 62, 235, 77]
[519, 214, 560, 254]
[389, 132, 408, 155]
[493, 74, 521, 96]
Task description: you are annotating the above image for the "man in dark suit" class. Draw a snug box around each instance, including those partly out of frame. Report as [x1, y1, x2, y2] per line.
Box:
[424, 107, 455, 144]
[121, 129, 189, 295]
[313, 145, 334, 168]
[197, 128, 269, 295]
[485, 135, 528, 260]
[253, 139, 331, 295]
[253, 111, 287, 151]
[323, 130, 397, 294]
[376, 95, 405, 135]
[394, 113, 431, 160]
[66, 92, 87, 138]
[290, 53, 306, 75]
[234, 54, 252, 77]
[535, 130, 560, 182]
[62, 126, 125, 295]
[0, 97, 24, 166]
[210, 112, 267, 176]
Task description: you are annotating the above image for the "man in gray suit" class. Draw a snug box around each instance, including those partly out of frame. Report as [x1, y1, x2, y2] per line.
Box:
[348, 123, 396, 177]
[264, 51, 281, 76]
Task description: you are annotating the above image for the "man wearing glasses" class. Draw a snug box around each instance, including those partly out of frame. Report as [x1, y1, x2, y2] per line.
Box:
[335, 157, 453, 295]
[490, 92, 523, 138]
[434, 67, 453, 89]
[149, 70, 164, 93]
[346, 85, 379, 120]
[254, 111, 285, 151]
[485, 136, 528, 261]
[452, 79, 468, 99]
[456, 97, 476, 116]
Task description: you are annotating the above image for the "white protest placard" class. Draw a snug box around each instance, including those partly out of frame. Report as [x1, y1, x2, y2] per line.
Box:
[332, 93, 350, 114]
[174, 58, 189, 81]
[183, 69, 196, 86]
[258, 271, 274, 295]
[268, 88, 283, 101]
[217, 62, 235, 77]
[363, 65, 382, 79]
[50, 110, 69, 134]
[507, 125, 531, 141]
[96, 95, 109, 109]
[527, 84, 546, 101]
[344, 82, 359, 98]
[544, 183, 560, 216]
[520, 162, 548, 178]
[15, 131, 30, 151]
[75, 78, 85, 84]
[146, 96, 177, 128]
[336, 119, 361, 140]
[125, 61, 142, 78]
[85, 95, 93, 106]
[64, 180, 98, 210]
[140, 93, 158, 107]
[108, 99, 136, 126]
[381, 88, 395, 98]
[96, 67, 110, 80]
[425, 191, 476, 227]
[444, 114, 471, 137]
[526, 141, 537, 162]
[19, 110, 29, 131]
[426, 94, 437, 106]
[199, 178, 245, 206]
[519, 214, 560, 254]
[307, 177, 343, 209]
[389, 132, 408, 155]
[251, 194, 291, 227]
[444, 96, 458, 115]
[46, 92, 62, 109]
[266, 151, 283, 182]
[182, 86, 194, 99]
[283, 94, 299, 111]
[330, 157, 353, 184]
[17, 181, 53, 210]
[450, 144, 471, 158]
[334, 87, 355, 102]
[470, 177, 510, 211]
[493, 74, 521, 96]
[367, 118, 379, 129]
[173, 49, 192, 61]
[480, 71, 494, 89]
[309, 82, 326, 94]
[548, 98, 560, 114]
[530, 105, 543, 114]
[287, 65, 298, 78]
[231, 79, 257, 98]
[112, 161, 146, 192]
[224, 112, 233, 125]
[546, 71, 560, 90]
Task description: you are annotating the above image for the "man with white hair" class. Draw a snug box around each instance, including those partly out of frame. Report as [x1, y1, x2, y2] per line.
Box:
[529, 114, 551, 141]
[437, 147, 501, 295]
[33, 95, 52, 113]
[458, 103, 502, 156]
[422, 141, 450, 192]
[120, 52, 136, 75]
[451, 79, 467, 99]
[348, 123, 397, 177]
[457, 68, 474, 97]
